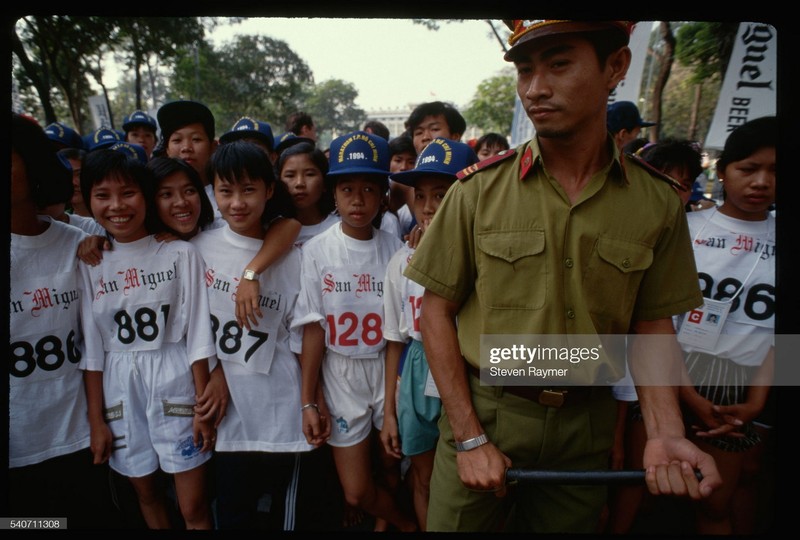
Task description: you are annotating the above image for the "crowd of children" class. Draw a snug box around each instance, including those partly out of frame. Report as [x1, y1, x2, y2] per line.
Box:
[9, 98, 777, 534]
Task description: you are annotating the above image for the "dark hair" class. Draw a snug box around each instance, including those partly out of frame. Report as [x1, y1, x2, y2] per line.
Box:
[716, 116, 777, 173]
[405, 101, 466, 137]
[209, 140, 296, 224]
[474, 132, 510, 154]
[640, 139, 703, 182]
[388, 135, 416, 158]
[622, 137, 650, 156]
[285, 111, 314, 135]
[156, 100, 215, 149]
[277, 142, 335, 217]
[11, 112, 73, 208]
[80, 148, 161, 234]
[363, 120, 390, 140]
[146, 157, 216, 235]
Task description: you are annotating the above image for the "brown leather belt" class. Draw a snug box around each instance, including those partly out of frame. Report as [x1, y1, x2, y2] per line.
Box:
[466, 363, 595, 408]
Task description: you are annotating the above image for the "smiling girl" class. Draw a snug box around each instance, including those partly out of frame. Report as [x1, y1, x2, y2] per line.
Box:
[191, 140, 313, 529]
[147, 157, 217, 240]
[77, 149, 216, 529]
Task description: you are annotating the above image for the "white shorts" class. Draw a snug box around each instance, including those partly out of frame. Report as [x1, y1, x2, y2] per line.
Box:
[322, 349, 386, 448]
[102, 343, 211, 477]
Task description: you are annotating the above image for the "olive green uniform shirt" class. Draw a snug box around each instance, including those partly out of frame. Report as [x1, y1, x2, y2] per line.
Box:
[404, 137, 703, 381]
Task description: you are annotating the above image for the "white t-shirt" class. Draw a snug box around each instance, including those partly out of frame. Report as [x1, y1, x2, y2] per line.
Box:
[611, 364, 639, 402]
[677, 208, 775, 366]
[192, 225, 312, 452]
[383, 242, 424, 343]
[10, 216, 91, 467]
[296, 213, 340, 248]
[205, 215, 227, 231]
[291, 223, 403, 357]
[77, 235, 217, 372]
[205, 184, 222, 219]
[396, 204, 414, 237]
[380, 209, 403, 240]
[66, 213, 106, 236]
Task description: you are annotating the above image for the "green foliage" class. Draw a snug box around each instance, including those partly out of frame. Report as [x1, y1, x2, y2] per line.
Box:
[13, 17, 743, 152]
[657, 62, 721, 143]
[169, 34, 314, 131]
[675, 22, 738, 83]
[13, 15, 116, 129]
[114, 17, 205, 68]
[305, 79, 366, 148]
[463, 69, 516, 136]
[13, 16, 209, 129]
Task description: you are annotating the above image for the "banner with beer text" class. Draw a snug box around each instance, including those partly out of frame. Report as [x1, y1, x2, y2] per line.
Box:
[704, 22, 777, 150]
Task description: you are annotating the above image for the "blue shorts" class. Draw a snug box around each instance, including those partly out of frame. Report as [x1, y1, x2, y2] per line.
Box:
[397, 339, 441, 456]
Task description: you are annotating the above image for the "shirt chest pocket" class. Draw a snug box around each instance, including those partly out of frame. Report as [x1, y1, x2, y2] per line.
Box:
[476, 230, 546, 310]
[585, 236, 653, 318]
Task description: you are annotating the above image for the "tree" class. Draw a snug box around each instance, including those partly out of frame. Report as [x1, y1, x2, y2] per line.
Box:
[463, 68, 516, 136]
[170, 34, 314, 131]
[305, 79, 365, 148]
[645, 22, 676, 142]
[658, 61, 720, 143]
[113, 17, 207, 111]
[11, 25, 58, 123]
[12, 16, 115, 130]
[12, 16, 235, 130]
[674, 22, 738, 141]
[108, 69, 170, 129]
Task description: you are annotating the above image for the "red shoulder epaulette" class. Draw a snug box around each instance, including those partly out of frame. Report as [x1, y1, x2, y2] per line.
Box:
[625, 153, 686, 192]
[457, 148, 517, 182]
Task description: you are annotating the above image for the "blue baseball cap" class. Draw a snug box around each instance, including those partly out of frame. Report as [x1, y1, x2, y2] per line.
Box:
[607, 101, 656, 133]
[220, 117, 274, 151]
[109, 142, 149, 164]
[122, 110, 158, 132]
[327, 131, 390, 177]
[274, 131, 315, 154]
[85, 127, 123, 151]
[390, 138, 479, 186]
[44, 122, 83, 150]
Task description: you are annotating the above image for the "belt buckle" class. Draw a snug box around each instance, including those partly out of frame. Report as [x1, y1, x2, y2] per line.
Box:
[539, 389, 566, 408]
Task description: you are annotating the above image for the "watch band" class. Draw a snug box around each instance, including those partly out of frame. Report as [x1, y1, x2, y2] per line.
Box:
[455, 433, 489, 452]
[242, 269, 259, 281]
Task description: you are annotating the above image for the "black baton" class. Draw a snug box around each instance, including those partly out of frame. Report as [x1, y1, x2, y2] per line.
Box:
[505, 468, 703, 485]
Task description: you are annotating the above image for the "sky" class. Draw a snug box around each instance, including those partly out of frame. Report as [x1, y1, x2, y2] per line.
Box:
[206, 18, 513, 112]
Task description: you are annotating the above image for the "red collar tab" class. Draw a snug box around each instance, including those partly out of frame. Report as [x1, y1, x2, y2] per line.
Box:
[519, 147, 534, 181]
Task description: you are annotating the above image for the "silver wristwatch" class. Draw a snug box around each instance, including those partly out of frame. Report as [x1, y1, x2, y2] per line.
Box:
[455, 433, 489, 452]
[242, 269, 259, 281]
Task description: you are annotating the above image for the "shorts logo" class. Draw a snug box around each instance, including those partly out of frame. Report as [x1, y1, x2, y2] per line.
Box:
[177, 435, 201, 459]
[163, 400, 195, 417]
[335, 416, 349, 434]
[104, 402, 124, 422]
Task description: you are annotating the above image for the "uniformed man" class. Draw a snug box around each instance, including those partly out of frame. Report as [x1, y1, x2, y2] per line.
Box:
[403, 19, 722, 532]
